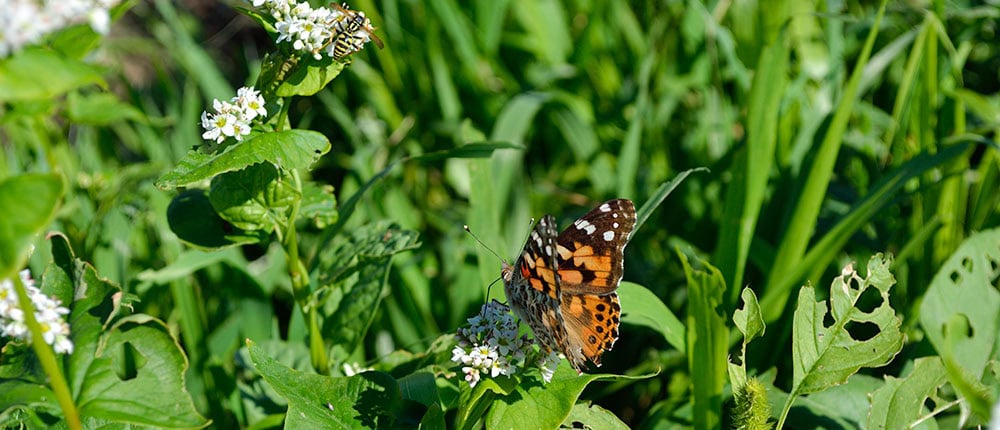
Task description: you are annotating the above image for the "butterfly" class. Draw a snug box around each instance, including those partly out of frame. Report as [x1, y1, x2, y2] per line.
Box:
[501, 199, 636, 372]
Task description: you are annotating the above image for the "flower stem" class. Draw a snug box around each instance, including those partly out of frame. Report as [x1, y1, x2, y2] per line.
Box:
[12, 275, 81, 429]
[282, 169, 329, 374]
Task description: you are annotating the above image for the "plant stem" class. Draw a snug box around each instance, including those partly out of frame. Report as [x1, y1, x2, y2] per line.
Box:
[282, 169, 329, 374]
[12, 275, 81, 430]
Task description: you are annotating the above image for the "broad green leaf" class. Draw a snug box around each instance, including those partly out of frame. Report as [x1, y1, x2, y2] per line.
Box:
[316, 222, 420, 361]
[919, 227, 1000, 379]
[0, 174, 63, 278]
[247, 340, 401, 428]
[76, 316, 208, 427]
[0, 48, 105, 101]
[44, 234, 207, 428]
[868, 357, 948, 429]
[299, 181, 338, 229]
[155, 129, 330, 190]
[65, 92, 147, 125]
[209, 162, 297, 233]
[681, 252, 728, 430]
[166, 189, 267, 250]
[485, 364, 652, 429]
[618, 282, 684, 353]
[778, 253, 903, 427]
[781, 374, 884, 428]
[272, 56, 347, 97]
[561, 402, 629, 429]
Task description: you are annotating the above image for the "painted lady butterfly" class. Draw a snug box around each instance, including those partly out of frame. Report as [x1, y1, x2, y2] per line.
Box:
[501, 199, 636, 372]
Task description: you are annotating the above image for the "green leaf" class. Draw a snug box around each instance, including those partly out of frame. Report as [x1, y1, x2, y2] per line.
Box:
[778, 253, 903, 427]
[272, 56, 347, 97]
[716, 36, 788, 298]
[919, 227, 1000, 380]
[0, 48, 105, 102]
[209, 163, 297, 233]
[485, 364, 652, 429]
[299, 181, 338, 229]
[730, 288, 766, 394]
[759, 139, 976, 322]
[634, 168, 709, 235]
[618, 282, 684, 353]
[681, 252, 728, 430]
[0, 174, 63, 278]
[411, 142, 524, 162]
[765, 0, 888, 320]
[247, 340, 401, 428]
[65, 92, 147, 125]
[316, 222, 421, 361]
[561, 402, 629, 429]
[734, 287, 765, 343]
[166, 189, 267, 250]
[155, 129, 330, 190]
[867, 357, 948, 429]
[0, 347, 61, 421]
[45, 234, 207, 428]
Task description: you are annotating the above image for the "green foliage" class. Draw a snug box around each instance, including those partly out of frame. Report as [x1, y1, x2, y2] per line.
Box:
[1, 0, 999, 428]
[682, 253, 728, 429]
[0, 234, 207, 428]
[779, 254, 904, 427]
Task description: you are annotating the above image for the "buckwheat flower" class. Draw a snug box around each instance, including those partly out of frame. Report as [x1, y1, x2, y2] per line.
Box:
[200, 87, 267, 144]
[235, 87, 267, 121]
[0, 270, 73, 354]
[453, 300, 546, 387]
[247, 0, 378, 61]
[0, 0, 122, 59]
[538, 350, 561, 383]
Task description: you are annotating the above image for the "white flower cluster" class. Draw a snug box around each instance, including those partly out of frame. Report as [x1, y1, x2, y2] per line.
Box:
[249, 0, 378, 60]
[0, 0, 120, 59]
[451, 300, 536, 387]
[200, 86, 267, 144]
[0, 270, 73, 354]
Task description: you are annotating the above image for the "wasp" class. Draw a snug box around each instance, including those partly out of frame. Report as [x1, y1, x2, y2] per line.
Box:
[328, 3, 384, 60]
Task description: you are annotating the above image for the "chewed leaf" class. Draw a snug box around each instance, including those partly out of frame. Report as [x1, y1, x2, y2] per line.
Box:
[734, 287, 765, 343]
[919, 228, 1000, 378]
[867, 357, 948, 429]
[791, 253, 903, 395]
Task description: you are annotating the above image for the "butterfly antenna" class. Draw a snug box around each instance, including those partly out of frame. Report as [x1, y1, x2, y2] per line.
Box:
[463, 224, 505, 263]
[486, 276, 502, 300]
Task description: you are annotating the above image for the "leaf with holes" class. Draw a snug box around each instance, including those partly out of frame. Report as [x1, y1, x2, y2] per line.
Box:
[867, 357, 948, 429]
[0, 234, 207, 427]
[919, 227, 1000, 379]
[778, 253, 903, 426]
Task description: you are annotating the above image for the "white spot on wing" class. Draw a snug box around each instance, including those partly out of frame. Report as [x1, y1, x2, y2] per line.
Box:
[574, 219, 596, 235]
[603, 230, 614, 241]
[545, 245, 552, 256]
[600, 203, 611, 212]
[613, 222, 619, 228]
